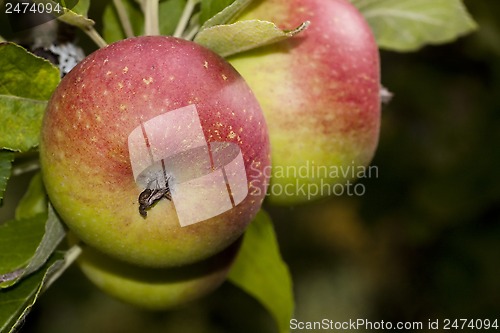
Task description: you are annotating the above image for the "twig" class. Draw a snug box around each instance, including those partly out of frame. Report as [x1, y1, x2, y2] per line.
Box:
[143, 0, 160, 35]
[12, 160, 40, 176]
[183, 24, 200, 40]
[182, 12, 201, 40]
[113, 0, 135, 38]
[84, 26, 108, 48]
[173, 0, 199, 38]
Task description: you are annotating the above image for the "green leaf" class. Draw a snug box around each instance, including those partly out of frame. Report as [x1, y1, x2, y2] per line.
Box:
[0, 43, 59, 100]
[69, 0, 90, 17]
[351, 0, 478, 51]
[32, 0, 81, 14]
[32, 0, 94, 29]
[199, 0, 252, 31]
[199, 0, 234, 26]
[0, 214, 46, 285]
[15, 173, 47, 220]
[0, 205, 66, 288]
[103, 0, 144, 43]
[0, 252, 65, 333]
[53, 0, 95, 29]
[0, 151, 14, 202]
[195, 19, 308, 58]
[228, 210, 293, 333]
[0, 42, 60, 152]
[159, 0, 186, 36]
[0, 99, 46, 153]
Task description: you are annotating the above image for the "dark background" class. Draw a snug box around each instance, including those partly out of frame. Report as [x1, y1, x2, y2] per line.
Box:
[1, 0, 499, 332]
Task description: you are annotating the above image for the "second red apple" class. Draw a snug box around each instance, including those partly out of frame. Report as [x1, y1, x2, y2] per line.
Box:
[229, 0, 380, 204]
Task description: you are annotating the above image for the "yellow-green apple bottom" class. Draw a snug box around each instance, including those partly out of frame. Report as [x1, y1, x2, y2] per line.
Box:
[70, 234, 242, 310]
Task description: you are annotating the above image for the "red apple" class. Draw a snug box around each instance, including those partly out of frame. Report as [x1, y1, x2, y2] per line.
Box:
[40, 36, 270, 267]
[229, 0, 380, 204]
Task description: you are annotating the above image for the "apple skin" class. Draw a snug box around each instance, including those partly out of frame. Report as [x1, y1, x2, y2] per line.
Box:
[75, 237, 241, 310]
[229, 0, 380, 204]
[40, 36, 269, 267]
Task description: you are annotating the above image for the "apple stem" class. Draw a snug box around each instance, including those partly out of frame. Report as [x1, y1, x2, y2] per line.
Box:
[113, 0, 135, 38]
[143, 0, 160, 36]
[42, 244, 83, 292]
[12, 159, 40, 176]
[84, 27, 109, 48]
[183, 23, 200, 40]
[173, 0, 199, 38]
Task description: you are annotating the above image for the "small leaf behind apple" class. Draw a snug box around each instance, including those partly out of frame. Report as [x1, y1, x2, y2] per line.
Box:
[159, 0, 187, 36]
[195, 19, 309, 58]
[0, 252, 65, 333]
[54, 0, 95, 30]
[0, 205, 65, 288]
[228, 210, 294, 333]
[199, 0, 253, 31]
[15, 172, 47, 221]
[199, 0, 235, 26]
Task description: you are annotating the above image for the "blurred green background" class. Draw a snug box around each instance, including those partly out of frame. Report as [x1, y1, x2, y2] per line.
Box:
[2, 0, 499, 332]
